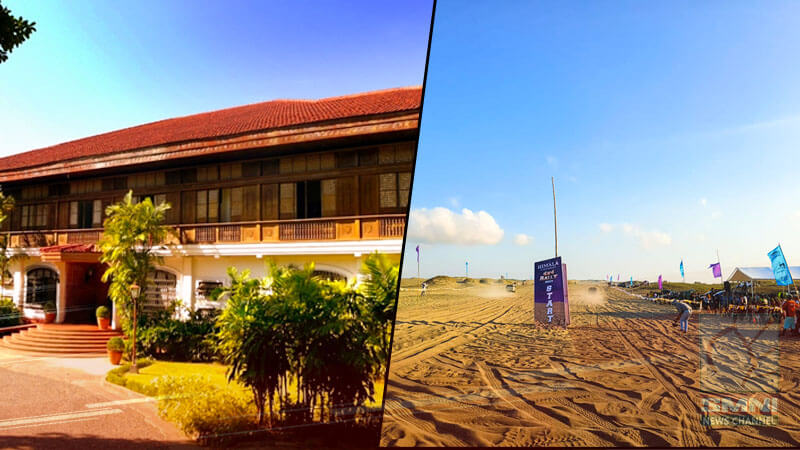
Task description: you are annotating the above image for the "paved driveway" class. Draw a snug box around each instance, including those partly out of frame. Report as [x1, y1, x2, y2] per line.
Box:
[0, 350, 197, 449]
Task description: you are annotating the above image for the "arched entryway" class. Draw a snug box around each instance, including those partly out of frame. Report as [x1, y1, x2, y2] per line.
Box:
[313, 270, 347, 282]
[25, 267, 58, 307]
[142, 269, 178, 313]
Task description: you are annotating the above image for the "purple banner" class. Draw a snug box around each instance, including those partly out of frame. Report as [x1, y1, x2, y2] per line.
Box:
[534, 256, 570, 327]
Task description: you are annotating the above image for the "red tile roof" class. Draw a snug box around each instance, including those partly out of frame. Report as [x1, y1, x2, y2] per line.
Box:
[40, 244, 99, 254]
[0, 86, 421, 172]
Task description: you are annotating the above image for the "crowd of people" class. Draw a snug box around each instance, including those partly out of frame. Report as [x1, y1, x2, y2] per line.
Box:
[658, 289, 800, 335]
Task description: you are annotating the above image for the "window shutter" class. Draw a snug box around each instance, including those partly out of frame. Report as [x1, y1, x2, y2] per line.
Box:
[261, 184, 278, 220]
[242, 185, 259, 221]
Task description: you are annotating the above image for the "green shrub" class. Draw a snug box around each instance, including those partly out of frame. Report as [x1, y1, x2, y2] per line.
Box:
[0, 298, 21, 327]
[107, 337, 125, 352]
[138, 309, 219, 362]
[96, 305, 111, 319]
[154, 375, 256, 439]
[105, 358, 156, 393]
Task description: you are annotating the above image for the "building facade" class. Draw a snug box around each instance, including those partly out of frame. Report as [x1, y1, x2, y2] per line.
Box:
[0, 87, 419, 325]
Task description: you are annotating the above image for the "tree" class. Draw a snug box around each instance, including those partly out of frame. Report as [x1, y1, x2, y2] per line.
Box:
[0, 2, 36, 64]
[0, 193, 24, 299]
[214, 267, 288, 427]
[99, 191, 173, 373]
[358, 252, 399, 372]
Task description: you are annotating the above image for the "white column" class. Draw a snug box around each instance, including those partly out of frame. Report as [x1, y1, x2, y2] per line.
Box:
[182, 256, 194, 310]
[12, 267, 23, 308]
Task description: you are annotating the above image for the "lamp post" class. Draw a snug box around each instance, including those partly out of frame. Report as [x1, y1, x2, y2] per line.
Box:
[129, 282, 140, 374]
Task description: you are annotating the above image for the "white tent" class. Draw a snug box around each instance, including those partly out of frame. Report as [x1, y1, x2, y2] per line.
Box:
[726, 267, 800, 282]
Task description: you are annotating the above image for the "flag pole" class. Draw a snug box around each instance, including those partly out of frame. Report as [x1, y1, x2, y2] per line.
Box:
[552, 176, 558, 258]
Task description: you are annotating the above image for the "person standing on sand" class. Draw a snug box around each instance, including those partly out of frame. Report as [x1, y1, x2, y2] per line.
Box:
[672, 299, 692, 333]
[420, 282, 427, 297]
[780, 296, 797, 336]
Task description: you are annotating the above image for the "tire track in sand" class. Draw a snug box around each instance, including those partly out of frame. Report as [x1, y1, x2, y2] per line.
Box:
[609, 317, 715, 447]
[474, 361, 614, 447]
[390, 306, 514, 372]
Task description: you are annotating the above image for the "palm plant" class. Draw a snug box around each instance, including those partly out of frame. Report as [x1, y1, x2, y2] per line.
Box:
[359, 251, 399, 371]
[99, 191, 173, 373]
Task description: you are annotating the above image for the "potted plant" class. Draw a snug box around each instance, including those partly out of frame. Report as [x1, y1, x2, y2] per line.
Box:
[107, 337, 124, 365]
[96, 305, 111, 330]
[43, 301, 56, 323]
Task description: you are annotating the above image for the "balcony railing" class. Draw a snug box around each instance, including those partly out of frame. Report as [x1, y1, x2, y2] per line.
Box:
[7, 215, 406, 247]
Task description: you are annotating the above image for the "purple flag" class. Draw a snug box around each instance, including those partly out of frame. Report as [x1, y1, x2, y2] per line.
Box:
[416, 245, 420, 263]
[658, 274, 662, 290]
[709, 262, 721, 278]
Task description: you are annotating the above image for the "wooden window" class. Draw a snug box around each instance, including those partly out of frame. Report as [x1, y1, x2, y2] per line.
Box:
[197, 166, 219, 183]
[335, 151, 357, 169]
[396, 143, 415, 162]
[164, 192, 180, 224]
[380, 173, 398, 208]
[335, 177, 356, 216]
[320, 153, 335, 170]
[69, 201, 94, 229]
[69, 202, 79, 227]
[280, 183, 296, 219]
[242, 185, 259, 221]
[398, 172, 412, 208]
[242, 163, 260, 178]
[294, 181, 321, 219]
[49, 183, 69, 197]
[321, 179, 337, 217]
[359, 148, 378, 166]
[196, 191, 208, 223]
[359, 175, 379, 215]
[20, 205, 29, 228]
[92, 200, 102, 226]
[230, 187, 243, 221]
[208, 190, 219, 222]
[218, 187, 242, 222]
[262, 160, 279, 176]
[181, 168, 197, 184]
[379, 146, 396, 165]
[219, 164, 241, 181]
[292, 156, 307, 174]
[58, 202, 70, 229]
[181, 191, 195, 224]
[279, 158, 293, 175]
[261, 184, 278, 220]
[166, 170, 182, 185]
[306, 154, 320, 172]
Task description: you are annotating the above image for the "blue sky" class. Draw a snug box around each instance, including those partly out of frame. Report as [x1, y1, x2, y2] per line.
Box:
[0, 0, 432, 156]
[406, 1, 800, 283]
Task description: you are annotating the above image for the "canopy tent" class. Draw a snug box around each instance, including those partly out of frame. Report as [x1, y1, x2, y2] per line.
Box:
[726, 267, 800, 283]
[726, 266, 800, 297]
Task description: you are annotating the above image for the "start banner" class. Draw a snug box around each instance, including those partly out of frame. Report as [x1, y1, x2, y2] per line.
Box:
[534, 256, 570, 327]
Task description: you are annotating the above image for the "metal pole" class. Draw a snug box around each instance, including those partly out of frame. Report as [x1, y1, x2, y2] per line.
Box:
[552, 177, 558, 258]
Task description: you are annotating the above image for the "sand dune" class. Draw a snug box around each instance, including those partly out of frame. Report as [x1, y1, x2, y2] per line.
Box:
[381, 280, 800, 447]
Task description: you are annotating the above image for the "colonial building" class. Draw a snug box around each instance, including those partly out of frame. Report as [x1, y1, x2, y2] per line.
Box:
[0, 87, 418, 325]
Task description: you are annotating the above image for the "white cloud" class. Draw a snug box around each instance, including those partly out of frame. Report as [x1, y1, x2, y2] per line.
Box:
[711, 210, 722, 219]
[601, 222, 672, 249]
[699, 198, 708, 207]
[407, 207, 504, 245]
[448, 197, 460, 208]
[513, 233, 532, 246]
[545, 155, 558, 167]
[598, 223, 614, 233]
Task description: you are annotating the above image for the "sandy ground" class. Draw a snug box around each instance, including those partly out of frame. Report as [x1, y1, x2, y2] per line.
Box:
[380, 279, 800, 447]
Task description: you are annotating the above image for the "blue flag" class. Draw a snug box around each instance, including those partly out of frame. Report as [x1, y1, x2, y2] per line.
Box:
[629, 276, 633, 287]
[680, 260, 684, 278]
[768, 245, 793, 286]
